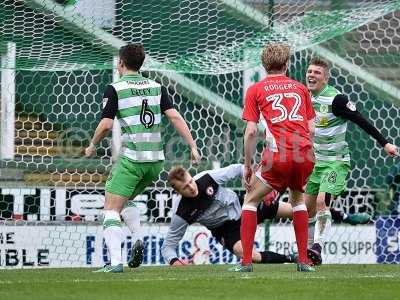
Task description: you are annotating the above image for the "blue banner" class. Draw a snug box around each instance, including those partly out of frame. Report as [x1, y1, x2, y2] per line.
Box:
[375, 217, 400, 263]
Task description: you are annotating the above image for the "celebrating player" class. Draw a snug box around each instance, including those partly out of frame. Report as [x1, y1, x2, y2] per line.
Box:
[305, 57, 398, 265]
[84, 43, 201, 273]
[162, 164, 297, 266]
[237, 43, 316, 272]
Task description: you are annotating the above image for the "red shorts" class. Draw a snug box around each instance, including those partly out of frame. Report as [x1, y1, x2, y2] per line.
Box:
[256, 148, 315, 193]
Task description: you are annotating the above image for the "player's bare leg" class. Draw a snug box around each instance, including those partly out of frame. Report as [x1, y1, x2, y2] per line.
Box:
[305, 193, 317, 218]
[275, 201, 294, 218]
[290, 189, 315, 272]
[94, 192, 127, 273]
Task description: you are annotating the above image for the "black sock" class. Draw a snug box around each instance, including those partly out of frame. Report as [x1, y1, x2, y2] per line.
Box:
[330, 208, 344, 222]
[260, 251, 291, 264]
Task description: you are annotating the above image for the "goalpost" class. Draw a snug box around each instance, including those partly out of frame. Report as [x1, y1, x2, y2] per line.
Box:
[1, 42, 16, 160]
[0, 0, 400, 268]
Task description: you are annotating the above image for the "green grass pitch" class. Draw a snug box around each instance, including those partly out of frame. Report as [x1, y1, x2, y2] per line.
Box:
[1, 264, 399, 300]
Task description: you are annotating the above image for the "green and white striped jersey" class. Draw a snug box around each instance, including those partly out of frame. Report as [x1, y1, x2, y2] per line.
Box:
[312, 85, 350, 162]
[110, 74, 165, 162]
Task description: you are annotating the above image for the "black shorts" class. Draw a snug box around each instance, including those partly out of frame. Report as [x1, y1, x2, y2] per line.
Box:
[257, 199, 279, 223]
[210, 219, 241, 253]
[210, 200, 280, 253]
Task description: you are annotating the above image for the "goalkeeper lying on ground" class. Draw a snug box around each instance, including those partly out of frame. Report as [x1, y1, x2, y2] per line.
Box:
[161, 164, 296, 265]
[161, 164, 369, 266]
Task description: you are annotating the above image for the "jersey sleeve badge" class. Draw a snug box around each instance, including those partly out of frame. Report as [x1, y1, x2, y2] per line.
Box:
[102, 98, 108, 108]
[206, 186, 214, 196]
[346, 101, 356, 111]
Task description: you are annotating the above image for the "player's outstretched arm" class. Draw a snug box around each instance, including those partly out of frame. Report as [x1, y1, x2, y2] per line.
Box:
[205, 164, 244, 185]
[161, 214, 191, 266]
[85, 118, 113, 157]
[164, 108, 201, 165]
[332, 94, 398, 157]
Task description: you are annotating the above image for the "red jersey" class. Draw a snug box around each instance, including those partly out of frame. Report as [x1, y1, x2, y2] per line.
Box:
[242, 74, 315, 152]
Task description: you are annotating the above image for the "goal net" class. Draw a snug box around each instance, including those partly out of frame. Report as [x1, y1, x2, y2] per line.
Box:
[0, 0, 399, 268]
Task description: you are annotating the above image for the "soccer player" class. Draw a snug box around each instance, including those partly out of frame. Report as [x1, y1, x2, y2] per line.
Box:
[162, 164, 297, 266]
[238, 43, 316, 272]
[305, 57, 398, 265]
[163, 164, 369, 267]
[84, 43, 201, 273]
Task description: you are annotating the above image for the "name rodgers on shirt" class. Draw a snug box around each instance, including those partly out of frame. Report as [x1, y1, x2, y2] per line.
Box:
[264, 83, 298, 92]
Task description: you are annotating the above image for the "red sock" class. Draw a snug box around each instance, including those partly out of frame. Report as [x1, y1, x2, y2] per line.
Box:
[240, 206, 257, 265]
[292, 205, 309, 264]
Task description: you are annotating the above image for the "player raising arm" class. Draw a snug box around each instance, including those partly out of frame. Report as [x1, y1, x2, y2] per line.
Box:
[84, 43, 200, 273]
[305, 57, 398, 265]
[162, 164, 297, 266]
[237, 43, 316, 272]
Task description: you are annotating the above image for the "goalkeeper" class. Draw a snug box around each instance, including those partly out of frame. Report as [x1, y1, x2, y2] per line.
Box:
[304, 57, 398, 265]
[162, 164, 298, 266]
[84, 43, 200, 273]
[162, 164, 368, 266]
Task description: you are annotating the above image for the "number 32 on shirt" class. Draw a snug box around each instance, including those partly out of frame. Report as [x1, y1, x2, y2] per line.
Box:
[266, 92, 303, 123]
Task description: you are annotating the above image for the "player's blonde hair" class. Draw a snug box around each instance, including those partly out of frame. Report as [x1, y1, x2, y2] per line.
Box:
[309, 56, 330, 77]
[168, 165, 188, 188]
[261, 43, 291, 72]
